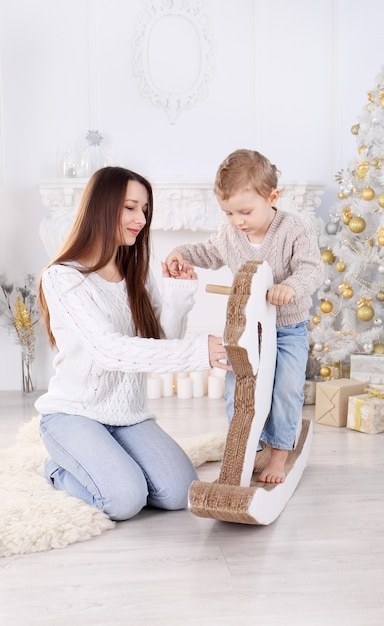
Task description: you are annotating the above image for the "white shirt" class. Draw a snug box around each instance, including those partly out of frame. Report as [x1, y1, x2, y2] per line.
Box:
[35, 263, 210, 426]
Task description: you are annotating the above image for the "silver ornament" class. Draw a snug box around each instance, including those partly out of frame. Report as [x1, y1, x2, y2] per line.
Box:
[363, 343, 373, 353]
[326, 221, 339, 235]
[374, 317, 383, 326]
[313, 343, 324, 352]
[378, 265, 384, 274]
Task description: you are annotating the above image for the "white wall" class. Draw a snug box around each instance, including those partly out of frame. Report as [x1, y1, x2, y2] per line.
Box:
[1, 0, 384, 390]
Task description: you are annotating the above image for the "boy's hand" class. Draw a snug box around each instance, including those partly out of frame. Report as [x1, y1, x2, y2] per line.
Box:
[267, 284, 295, 306]
[161, 261, 197, 280]
[164, 249, 184, 276]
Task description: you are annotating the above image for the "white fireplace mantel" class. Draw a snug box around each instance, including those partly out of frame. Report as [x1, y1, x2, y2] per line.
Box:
[38, 179, 325, 258]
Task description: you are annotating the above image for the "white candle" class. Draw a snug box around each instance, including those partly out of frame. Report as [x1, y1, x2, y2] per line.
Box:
[208, 375, 224, 399]
[190, 371, 205, 397]
[212, 366, 227, 379]
[177, 374, 193, 399]
[161, 373, 174, 397]
[147, 375, 162, 399]
[203, 370, 210, 395]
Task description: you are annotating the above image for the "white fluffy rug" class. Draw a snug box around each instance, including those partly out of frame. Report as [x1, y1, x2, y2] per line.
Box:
[0, 416, 225, 558]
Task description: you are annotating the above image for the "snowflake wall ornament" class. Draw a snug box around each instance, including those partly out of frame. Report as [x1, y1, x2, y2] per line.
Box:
[86, 130, 104, 147]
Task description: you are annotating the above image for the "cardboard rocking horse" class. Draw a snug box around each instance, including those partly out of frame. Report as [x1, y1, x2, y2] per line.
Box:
[188, 260, 313, 525]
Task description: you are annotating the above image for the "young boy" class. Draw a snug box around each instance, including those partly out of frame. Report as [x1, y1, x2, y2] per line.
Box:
[164, 149, 324, 484]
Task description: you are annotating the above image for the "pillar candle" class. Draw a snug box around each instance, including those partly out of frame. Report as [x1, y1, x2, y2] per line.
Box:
[203, 370, 210, 395]
[211, 366, 227, 379]
[208, 375, 224, 399]
[161, 373, 174, 397]
[147, 375, 162, 399]
[190, 371, 205, 398]
[177, 374, 193, 399]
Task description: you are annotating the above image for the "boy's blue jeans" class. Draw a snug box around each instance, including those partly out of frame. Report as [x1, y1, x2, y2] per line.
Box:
[40, 414, 198, 521]
[224, 321, 309, 450]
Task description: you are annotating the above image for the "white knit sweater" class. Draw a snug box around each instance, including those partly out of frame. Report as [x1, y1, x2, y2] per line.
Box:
[177, 209, 324, 327]
[35, 264, 210, 426]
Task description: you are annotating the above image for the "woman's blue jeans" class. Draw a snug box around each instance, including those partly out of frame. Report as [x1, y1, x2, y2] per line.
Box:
[39, 413, 198, 521]
[224, 321, 309, 450]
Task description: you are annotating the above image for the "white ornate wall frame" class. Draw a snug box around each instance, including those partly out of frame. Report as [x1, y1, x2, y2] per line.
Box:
[0, 62, 4, 180]
[132, 0, 215, 124]
[38, 179, 325, 259]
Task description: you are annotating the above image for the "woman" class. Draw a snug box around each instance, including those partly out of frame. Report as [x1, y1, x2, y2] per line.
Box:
[36, 166, 229, 520]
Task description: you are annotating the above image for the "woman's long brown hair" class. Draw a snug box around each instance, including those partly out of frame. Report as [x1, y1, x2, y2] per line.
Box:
[39, 166, 161, 348]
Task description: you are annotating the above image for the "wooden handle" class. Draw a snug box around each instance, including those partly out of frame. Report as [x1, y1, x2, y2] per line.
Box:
[205, 284, 231, 295]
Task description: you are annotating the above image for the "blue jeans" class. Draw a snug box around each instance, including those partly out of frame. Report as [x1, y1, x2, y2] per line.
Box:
[39, 413, 198, 521]
[224, 321, 309, 450]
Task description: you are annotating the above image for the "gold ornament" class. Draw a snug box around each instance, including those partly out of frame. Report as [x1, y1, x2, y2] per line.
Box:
[338, 282, 354, 299]
[358, 146, 367, 154]
[312, 314, 321, 325]
[351, 124, 360, 135]
[320, 299, 333, 314]
[320, 366, 332, 379]
[341, 207, 352, 224]
[337, 191, 345, 199]
[361, 187, 375, 200]
[321, 249, 336, 264]
[336, 261, 346, 272]
[357, 161, 369, 178]
[377, 227, 384, 246]
[343, 287, 354, 299]
[378, 192, 384, 208]
[368, 92, 374, 102]
[376, 291, 384, 302]
[373, 343, 384, 354]
[356, 297, 375, 322]
[348, 216, 366, 233]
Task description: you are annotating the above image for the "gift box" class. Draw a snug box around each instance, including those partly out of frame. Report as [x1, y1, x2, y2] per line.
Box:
[303, 379, 317, 405]
[347, 388, 384, 434]
[315, 378, 366, 427]
[350, 353, 384, 384]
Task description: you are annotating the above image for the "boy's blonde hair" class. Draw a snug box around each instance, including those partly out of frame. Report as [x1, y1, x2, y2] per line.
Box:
[214, 149, 280, 200]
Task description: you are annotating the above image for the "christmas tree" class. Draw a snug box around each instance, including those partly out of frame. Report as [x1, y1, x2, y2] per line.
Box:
[309, 66, 384, 379]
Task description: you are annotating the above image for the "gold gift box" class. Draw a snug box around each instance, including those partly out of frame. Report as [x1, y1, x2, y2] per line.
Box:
[347, 389, 384, 434]
[315, 378, 366, 427]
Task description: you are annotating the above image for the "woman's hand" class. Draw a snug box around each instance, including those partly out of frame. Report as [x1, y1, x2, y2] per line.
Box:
[161, 261, 197, 281]
[208, 335, 232, 371]
[164, 249, 185, 277]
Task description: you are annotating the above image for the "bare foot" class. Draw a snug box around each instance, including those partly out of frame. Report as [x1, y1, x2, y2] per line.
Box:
[257, 448, 288, 483]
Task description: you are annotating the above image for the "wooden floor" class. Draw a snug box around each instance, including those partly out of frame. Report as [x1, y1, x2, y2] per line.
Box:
[1, 390, 384, 626]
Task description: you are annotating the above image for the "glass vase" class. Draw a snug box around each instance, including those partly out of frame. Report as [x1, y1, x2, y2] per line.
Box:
[21, 354, 35, 395]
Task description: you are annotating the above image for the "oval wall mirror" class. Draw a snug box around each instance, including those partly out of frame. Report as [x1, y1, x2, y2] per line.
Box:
[133, 0, 215, 124]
